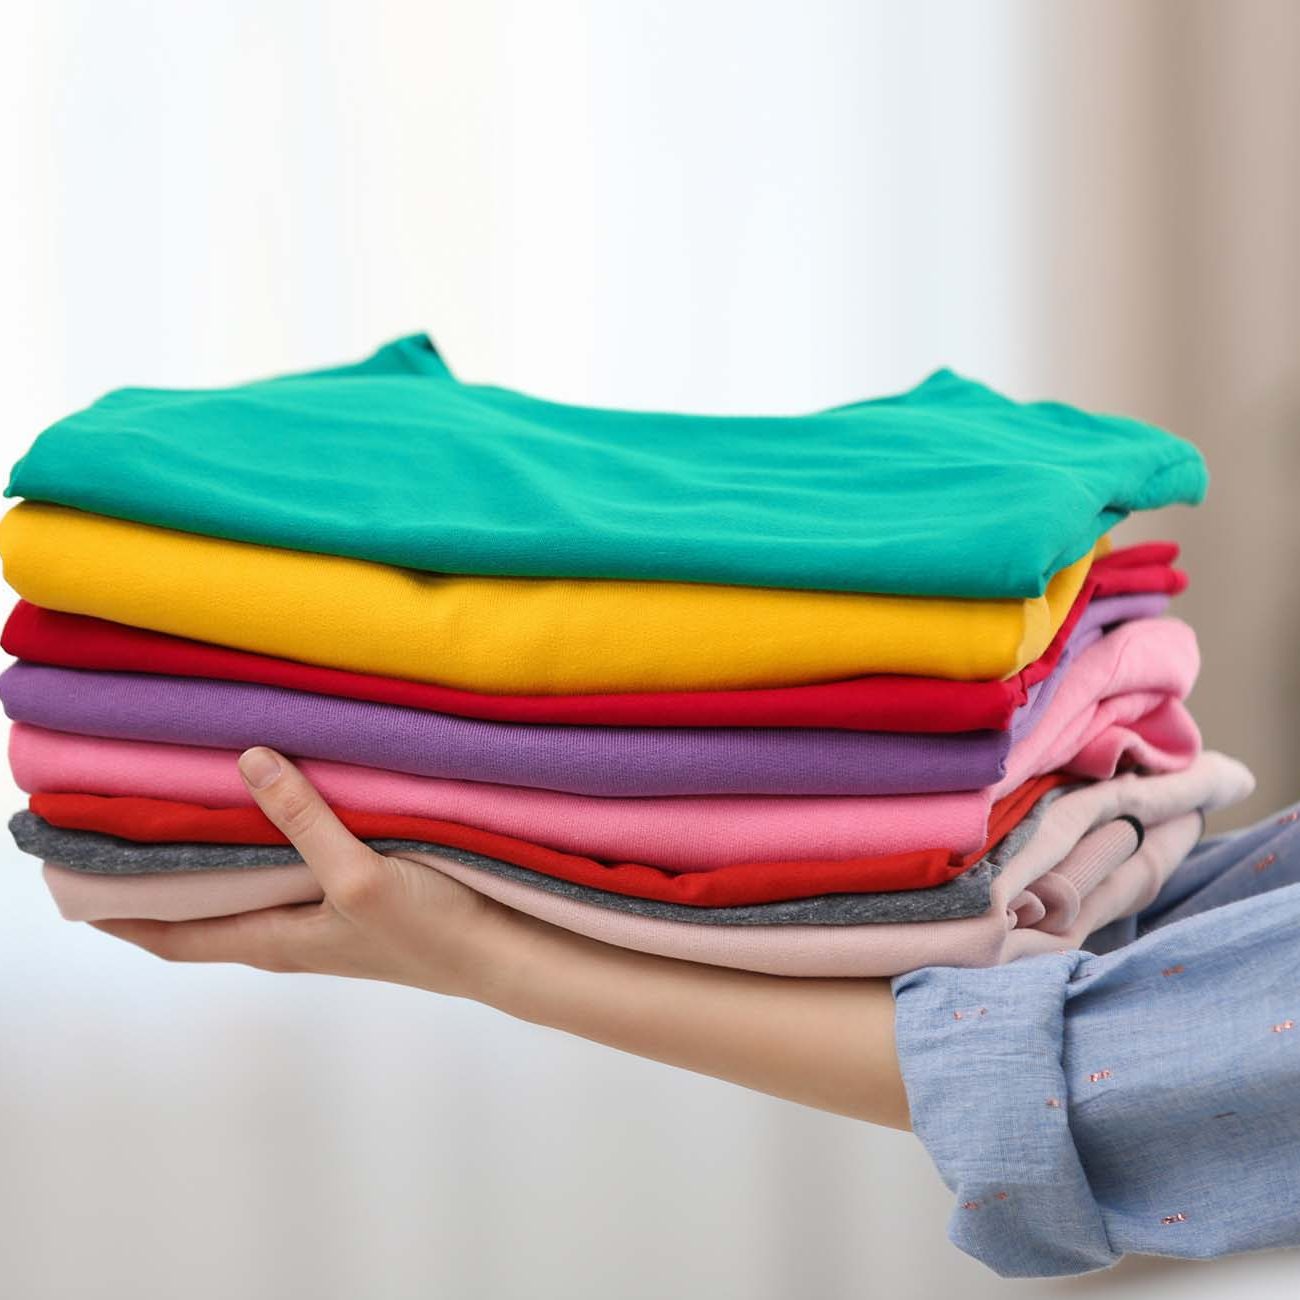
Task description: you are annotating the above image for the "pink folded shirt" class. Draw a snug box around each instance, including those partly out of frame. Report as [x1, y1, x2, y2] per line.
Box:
[1015, 820, 1142, 932]
[10, 726, 994, 866]
[14, 617, 1202, 872]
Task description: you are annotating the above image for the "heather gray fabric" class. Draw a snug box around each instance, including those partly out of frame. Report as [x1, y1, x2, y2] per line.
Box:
[9, 788, 1072, 927]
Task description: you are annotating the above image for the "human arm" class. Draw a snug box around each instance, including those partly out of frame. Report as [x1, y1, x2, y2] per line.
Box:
[94, 747, 911, 1130]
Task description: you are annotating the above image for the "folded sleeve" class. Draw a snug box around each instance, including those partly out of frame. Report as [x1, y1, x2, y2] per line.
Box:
[892, 880, 1300, 1278]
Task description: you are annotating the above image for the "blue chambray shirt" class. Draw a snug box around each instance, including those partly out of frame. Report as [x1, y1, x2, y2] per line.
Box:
[893, 804, 1300, 1277]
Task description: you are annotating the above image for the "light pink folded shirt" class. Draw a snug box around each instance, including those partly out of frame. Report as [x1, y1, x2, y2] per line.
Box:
[44, 860, 326, 922]
[403, 812, 1208, 976]
[1017, 819, 1141, 932]
[14, 616, 1202, 872]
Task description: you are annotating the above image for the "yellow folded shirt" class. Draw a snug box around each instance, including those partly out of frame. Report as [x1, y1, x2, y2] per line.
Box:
[0, 504, 1097, 693]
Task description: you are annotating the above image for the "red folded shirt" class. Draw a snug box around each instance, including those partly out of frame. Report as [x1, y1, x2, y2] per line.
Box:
[30, 775, 1069, 907]
[1, 543, 1184, 733]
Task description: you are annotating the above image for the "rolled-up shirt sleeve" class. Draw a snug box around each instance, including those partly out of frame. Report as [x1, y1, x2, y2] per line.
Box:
[892, 880, 1300, 1278]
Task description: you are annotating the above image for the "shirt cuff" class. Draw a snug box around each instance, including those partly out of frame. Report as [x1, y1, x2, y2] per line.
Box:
[892, 953, 1119, 1277]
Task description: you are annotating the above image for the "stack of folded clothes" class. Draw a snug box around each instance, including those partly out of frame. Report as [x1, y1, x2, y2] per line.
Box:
[0, 334, 1252, 976]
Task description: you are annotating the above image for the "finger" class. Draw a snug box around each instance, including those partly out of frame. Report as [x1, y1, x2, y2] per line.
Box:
[91, 905, 318, 971]
[238, 747, 391, 906]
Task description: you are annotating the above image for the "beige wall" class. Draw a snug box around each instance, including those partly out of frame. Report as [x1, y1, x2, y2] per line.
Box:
[1022, 0, 1300, 826]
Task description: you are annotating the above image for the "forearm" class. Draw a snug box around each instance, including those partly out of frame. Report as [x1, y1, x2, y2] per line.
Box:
[481, 905, 912, 1129]
[93, 753, 912, 1131]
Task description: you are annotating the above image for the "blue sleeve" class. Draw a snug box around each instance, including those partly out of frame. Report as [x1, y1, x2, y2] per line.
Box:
[892, 879, 1300, 1278]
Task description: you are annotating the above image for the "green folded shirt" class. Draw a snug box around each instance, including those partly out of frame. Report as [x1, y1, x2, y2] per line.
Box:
[5, 334, 1207, 596]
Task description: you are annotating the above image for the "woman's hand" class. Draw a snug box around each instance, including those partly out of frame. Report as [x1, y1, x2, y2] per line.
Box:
[94, 746, 521, 1003]
[95, 747, 911, 1130]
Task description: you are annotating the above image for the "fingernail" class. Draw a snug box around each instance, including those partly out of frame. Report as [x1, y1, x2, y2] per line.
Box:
[239, 747, 282, 790]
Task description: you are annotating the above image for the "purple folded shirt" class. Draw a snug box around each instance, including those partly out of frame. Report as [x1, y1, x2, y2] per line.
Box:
[0, 592, 1166, 798]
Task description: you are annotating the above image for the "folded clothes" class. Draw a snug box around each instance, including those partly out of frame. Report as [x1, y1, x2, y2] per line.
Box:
[0, 506, 1101, 693]
[20, 790, 1074, 926]
[1087, 797, 1300, 952]
[0, 617, 1202, 798]
[31, 758, 1253, 956]
[395, 757, 1249, 976]
[0, 670, 1012, 797]
[25, 774, 1066, 909]
[0, 545, 1183, 731]
[8, 725, 1001, 864]
[19, 786, 1083, 926]
[4, 333, 1207, 597]
[1008, 817, 1143, 931]
[21, 612, 1203, 901]
[5, 596, 1189, 851]
[22, 831, 1137, 931]
[36, 842, 1004, 925]
[336, 819, 1155, 930]
[25, 774, 1066, 905]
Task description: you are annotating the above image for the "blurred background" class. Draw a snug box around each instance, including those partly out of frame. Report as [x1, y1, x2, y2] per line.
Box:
[1, 2, 1297, 1297]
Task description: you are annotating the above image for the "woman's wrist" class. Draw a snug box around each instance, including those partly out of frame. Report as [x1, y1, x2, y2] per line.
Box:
[437, 891, 563, 1014]
[466, 898, 601, 1022]
[455, 888, 912, 1130]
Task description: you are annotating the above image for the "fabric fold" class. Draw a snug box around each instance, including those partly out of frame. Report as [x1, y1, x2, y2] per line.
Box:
[1019, 816, 1144, 932]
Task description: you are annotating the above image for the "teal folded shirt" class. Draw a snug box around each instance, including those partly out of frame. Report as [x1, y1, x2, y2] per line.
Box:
[6, 335, 1207, 596]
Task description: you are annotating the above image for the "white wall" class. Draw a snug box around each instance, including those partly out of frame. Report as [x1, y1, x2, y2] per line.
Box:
[1, 3, 1295, 1297]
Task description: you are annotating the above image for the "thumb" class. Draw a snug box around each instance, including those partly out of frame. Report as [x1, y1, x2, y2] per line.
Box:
[238, 746, 391, 905]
